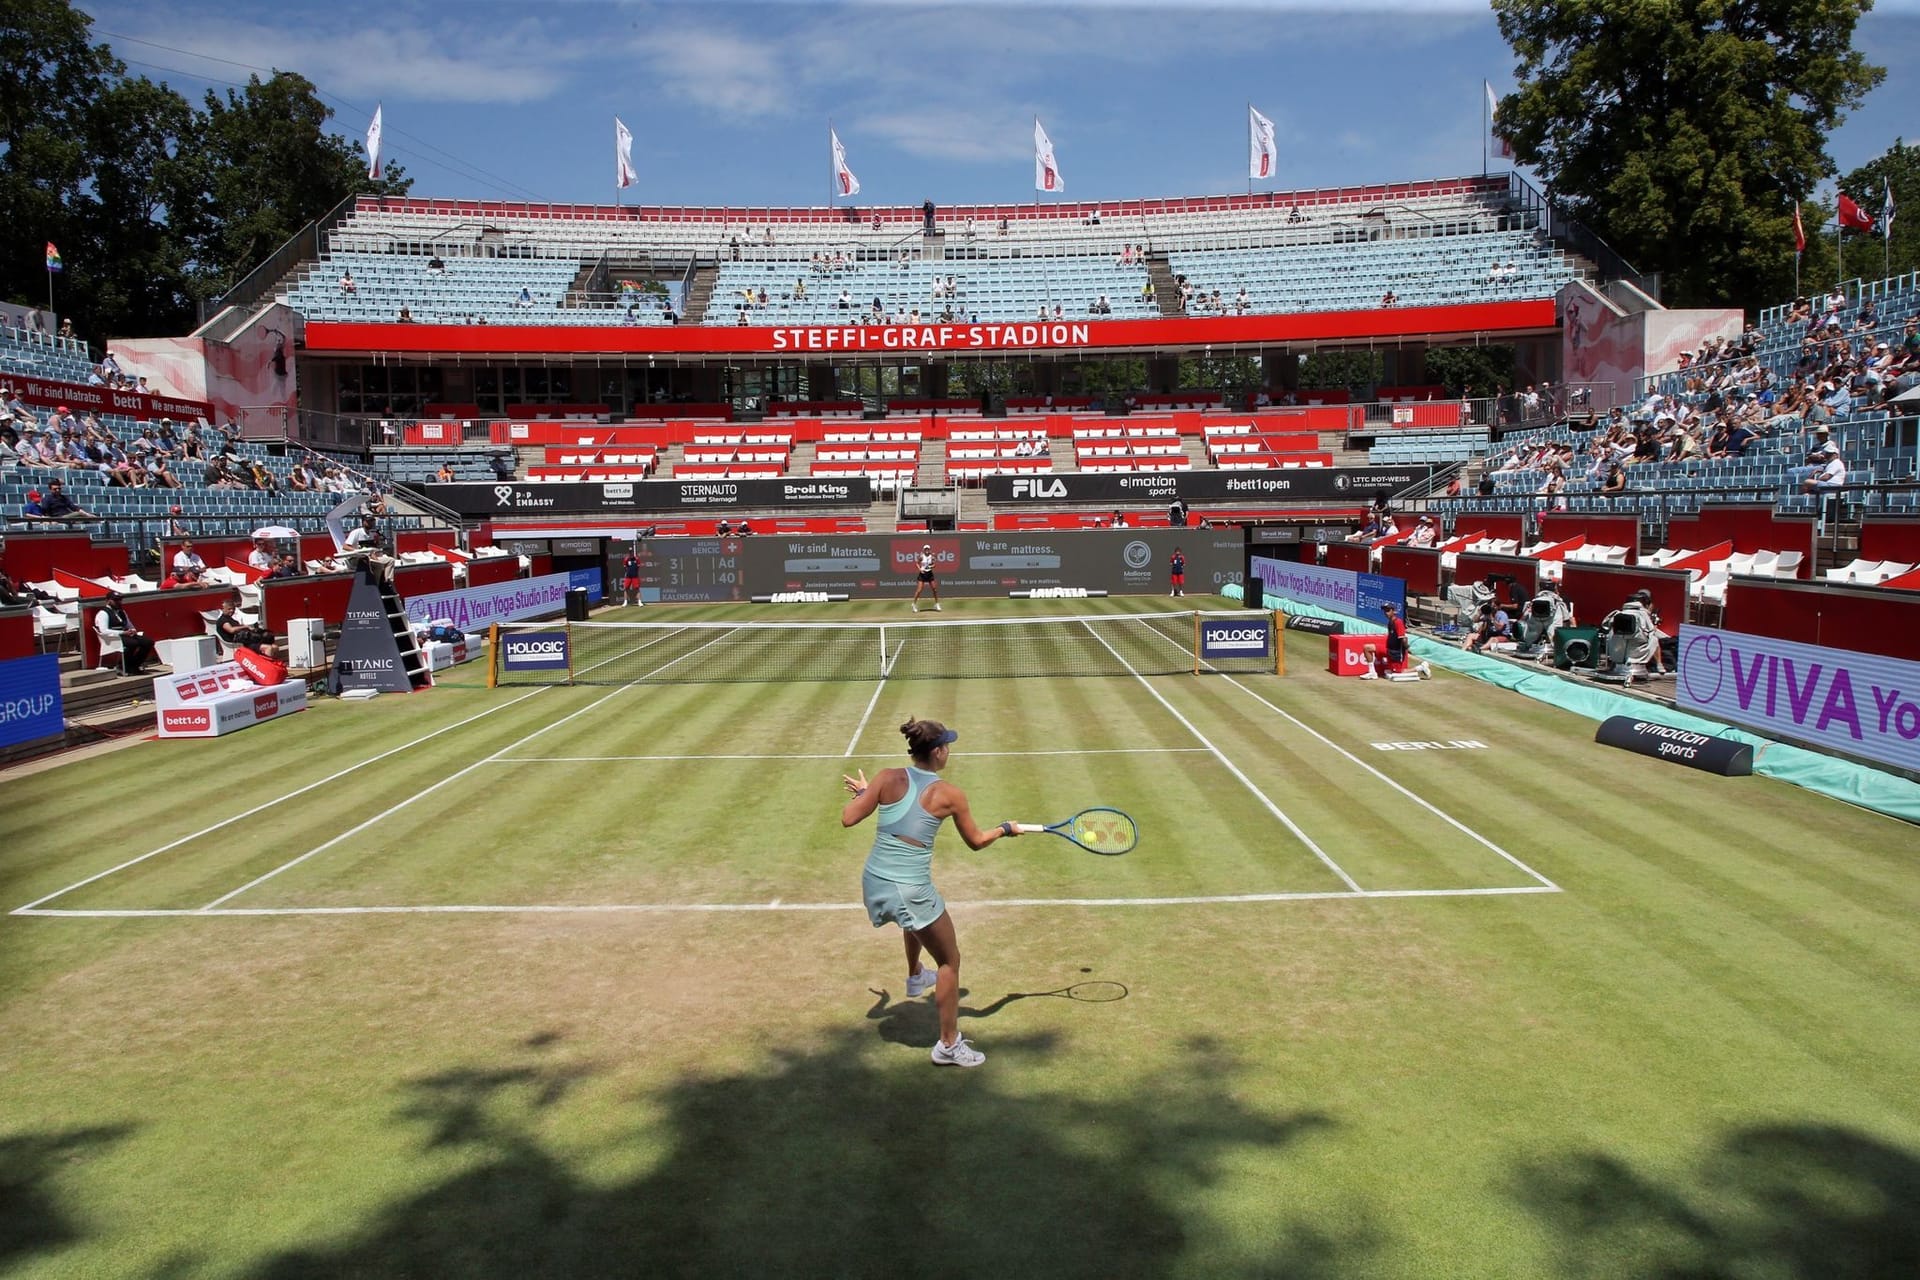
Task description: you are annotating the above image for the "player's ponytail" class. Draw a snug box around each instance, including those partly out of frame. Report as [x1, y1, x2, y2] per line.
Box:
[900, 717, 950, 763]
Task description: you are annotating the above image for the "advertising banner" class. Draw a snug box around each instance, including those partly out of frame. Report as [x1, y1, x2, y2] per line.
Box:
[306, 299, 1556, 357]
[152, 660, 307, 738]
[500, 631, 571, 672]
[330, 572, 414, 695]
[1251, 556, 1406, 621]
[404, 570, 587, 631]
[5, 372, 213, 423]
[984, 467, 1431, 506]
[1676, 624, 1920, 774]
[421, 477, 873, 518]
[1199, 618, 1272, 661]
[0, 654, 64, 748]
[637, 530, 1242, 603]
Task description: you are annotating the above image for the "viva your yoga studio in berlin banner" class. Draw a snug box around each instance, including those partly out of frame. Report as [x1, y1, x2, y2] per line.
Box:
[1251, 555, 1405, 621]
[403, 570, 603, 632]
[1676, 624, 1920, 774]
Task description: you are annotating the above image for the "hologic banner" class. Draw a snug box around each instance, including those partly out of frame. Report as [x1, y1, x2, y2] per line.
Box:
[985, 467, 1431, 506]
[0, 654, 64, 747]
[1251, 555, 1405, 621]
[1676, 624, 1920, 774]
[500, 631, 571, 672]
[420, 477, 873, 518]
[1199, 618, 1272, 660]
[404, 570, 582, 631]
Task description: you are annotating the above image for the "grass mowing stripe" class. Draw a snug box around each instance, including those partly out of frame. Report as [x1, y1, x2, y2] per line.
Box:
[9, 689, 548, 914]
[1219, 675, 1560, 891]
[1077, 619, 1363, 893]
[199, 629, 746, 910]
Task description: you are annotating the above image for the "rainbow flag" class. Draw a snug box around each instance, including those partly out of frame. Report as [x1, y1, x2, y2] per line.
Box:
[45, 242, 62, 273]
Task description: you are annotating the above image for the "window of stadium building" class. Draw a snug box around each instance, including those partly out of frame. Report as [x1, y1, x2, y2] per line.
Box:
[336, 365, 444, 417]
[474, 366, 573, 413]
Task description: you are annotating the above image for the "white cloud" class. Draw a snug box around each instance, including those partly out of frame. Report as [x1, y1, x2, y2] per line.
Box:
[854, 107, 1041, 164]
[629, 24, 791, 117]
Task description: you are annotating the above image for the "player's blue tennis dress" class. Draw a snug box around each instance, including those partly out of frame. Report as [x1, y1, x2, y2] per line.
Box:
[862, 766, 948, 930]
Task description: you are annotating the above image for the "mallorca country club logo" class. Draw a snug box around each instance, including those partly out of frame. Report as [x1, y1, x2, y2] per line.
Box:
[1123, 540, 1152, 570]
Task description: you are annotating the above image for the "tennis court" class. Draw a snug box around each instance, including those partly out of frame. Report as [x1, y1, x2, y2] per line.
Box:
[15, 601, 1551, 918]
[6, 598, 1916, 1279]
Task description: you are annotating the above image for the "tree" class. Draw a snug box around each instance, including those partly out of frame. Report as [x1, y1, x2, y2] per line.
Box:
[189, 71, 409, 305]
[1492, 0, 1883, 311]
[1832, 139, 1918, 286]
[1424, 345, 1515, 398]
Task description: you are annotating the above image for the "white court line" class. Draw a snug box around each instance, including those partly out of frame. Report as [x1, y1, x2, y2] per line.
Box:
[845, 677, 889, 758]
[493, 748, 1214, 763]
[1219, 675, 1560, 891]
[9, 690, 546, 915]
[1079, 621, 1364, 893]
[13, 623, 698, 916]
[200, 629, 745, 911]
[13, 884, 1560, 919]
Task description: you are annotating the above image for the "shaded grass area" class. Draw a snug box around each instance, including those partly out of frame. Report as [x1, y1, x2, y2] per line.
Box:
[3, 599, 1918, 1277]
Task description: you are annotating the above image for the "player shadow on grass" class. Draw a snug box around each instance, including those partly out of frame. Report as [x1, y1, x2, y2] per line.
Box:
[246, 1029, 1356, 1279]
[0, 1124, 137, 1271]
[864, 979, 1130, 1048]
[1512, 1123, 1920, 1278]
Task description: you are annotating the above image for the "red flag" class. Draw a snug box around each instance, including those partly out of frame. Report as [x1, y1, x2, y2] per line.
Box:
[1837, 192, 1875, 233]
[1792, 204, 1806, 253]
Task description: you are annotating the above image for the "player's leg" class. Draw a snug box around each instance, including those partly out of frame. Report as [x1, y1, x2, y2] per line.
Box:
[903, 930, 935, 995]
[912, 911, 975, 1060]
[930, 577, 940, 610]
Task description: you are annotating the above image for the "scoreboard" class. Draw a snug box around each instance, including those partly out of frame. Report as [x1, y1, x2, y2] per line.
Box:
[638, 537, 743, 602]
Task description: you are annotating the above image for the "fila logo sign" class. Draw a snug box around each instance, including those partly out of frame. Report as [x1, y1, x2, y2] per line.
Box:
[1011, 477, 1068, 500]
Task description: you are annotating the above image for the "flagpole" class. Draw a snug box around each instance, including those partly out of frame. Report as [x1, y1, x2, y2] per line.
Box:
[827, 120, 834, 213]
[1247, 102, 1253, 198]
[1482, 85, 1488, 178]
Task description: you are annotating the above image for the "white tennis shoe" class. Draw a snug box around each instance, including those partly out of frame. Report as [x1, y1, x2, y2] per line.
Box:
[931, 1036, 985, 1067]
[1358, 669, 1379, 680]
[1417, 661, 1432, 679]
[906, 967, 938, 998]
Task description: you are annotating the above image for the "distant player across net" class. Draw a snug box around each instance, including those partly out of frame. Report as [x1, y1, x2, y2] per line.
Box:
[911, 543, 940, 612]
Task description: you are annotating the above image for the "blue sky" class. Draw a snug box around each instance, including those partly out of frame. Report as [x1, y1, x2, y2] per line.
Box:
[85, 0, 1920, 209]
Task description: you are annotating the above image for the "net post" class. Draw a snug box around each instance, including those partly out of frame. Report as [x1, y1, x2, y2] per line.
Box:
[1273, 610, 1285, 677]
[1192, 611, 1200, 676]
[564, 620, 576, 687]
[486, 624, 499, 689]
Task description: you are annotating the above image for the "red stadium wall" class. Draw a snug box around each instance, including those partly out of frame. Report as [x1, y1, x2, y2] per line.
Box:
[1321, 542, 1372, 575]
[463, 557, 519, 588]
[1450, 510, 1526, 542]
[256, 574, 354, 631]
[0, 609, 35, 663]
[1665, 506, 1815, 576]
[0, 534, 131, 584]
[1377, 545, 1444, 596]
[1720, 578, 1920, 661]
[1859, 517, 1920, 565]
[1558, 562, 1691, 630]
[79, 585, 234, 667]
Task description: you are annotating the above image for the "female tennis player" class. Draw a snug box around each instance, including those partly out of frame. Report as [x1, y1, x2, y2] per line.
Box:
[843, 717, 1017, 1068]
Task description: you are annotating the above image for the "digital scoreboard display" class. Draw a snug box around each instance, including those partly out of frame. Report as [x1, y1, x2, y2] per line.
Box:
[638, 537, 743, 602]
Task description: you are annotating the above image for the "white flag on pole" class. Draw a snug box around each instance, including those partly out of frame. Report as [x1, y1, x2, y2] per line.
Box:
[1034, 118, 1064, 193]
[1249, 104, 1277, 181]
[365, 104, 384, 180]
[616, 117, 637, 190]
[1887, 175, 1897, 242]
[1486, 81, 1513, 163]
[830, 128, 860, 197]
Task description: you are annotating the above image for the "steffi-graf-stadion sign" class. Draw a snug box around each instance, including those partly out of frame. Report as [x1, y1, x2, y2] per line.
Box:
[1676, 624, 1920, 774]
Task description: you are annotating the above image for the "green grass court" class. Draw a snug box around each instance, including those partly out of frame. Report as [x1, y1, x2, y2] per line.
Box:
[3, 597, 1916, 1277]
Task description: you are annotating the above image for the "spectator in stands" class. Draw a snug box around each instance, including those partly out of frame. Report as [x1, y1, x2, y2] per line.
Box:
[1600, 461, 1627, 495]
[489, 451, 516, 481]
[96, 591, 155, 674]
[339, 270, 356, 294]
[435, 462, 455, 483]
[20, 488, 45, 519]
[246, 537, 275, 572]
[172, 541, 207, 577]
[1466, 600, 1512, 653]
[397, 305, 414, 323]
[1538, 462, 1568, 508]
[266, 553, 301, 581]
[1799, 447, 1847, 495]
[1787, 427, 1840, 487]
[516, 286, 535, 308]
[158, 560, 203, 591]
[427, 254, 445, 274]
[1110, 509, 1128, 528]
[1380, 289, 1398, 306]
[33, 478, 92, 522]
[203, 454, 247, 489]
[164, 505, 189, 537]
[1407, 515, 1437, 547]
[287, 461, 312, 492]
[1168, 496, 1189, 528]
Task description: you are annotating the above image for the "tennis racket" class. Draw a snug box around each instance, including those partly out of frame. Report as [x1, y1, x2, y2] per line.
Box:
[1012, 808, 1138, 855]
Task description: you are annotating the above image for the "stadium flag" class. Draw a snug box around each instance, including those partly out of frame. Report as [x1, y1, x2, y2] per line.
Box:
[44, 242, 62, 273]
[616, 117, 637, 189]
[1886, 176, 1896, 241]
[1034, 118, 1064, 193]
[366, 104, 384, 180]
[1837, 191, 1875, 233]
[1792, 204, 1806, 254]
[1486, 81, 1513, 163]
[830, 127, 859, 197]
[1249, 104, 1277, 181]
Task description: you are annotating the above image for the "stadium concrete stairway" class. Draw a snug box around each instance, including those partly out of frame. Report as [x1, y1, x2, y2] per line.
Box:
[681, 265, 718, 324]
[1145, 253, 1182, 318]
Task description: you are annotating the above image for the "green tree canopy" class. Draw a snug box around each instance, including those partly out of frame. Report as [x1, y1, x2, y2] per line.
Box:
[1492, 0, 1883, 311]
[0, 0, 408, 345]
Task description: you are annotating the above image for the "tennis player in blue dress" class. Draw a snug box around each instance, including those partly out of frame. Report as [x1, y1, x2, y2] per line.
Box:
[843, 717, 1018, 1067]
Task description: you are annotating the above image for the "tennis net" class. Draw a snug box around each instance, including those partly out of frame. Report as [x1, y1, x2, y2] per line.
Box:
[485, 610, 1282, 687]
